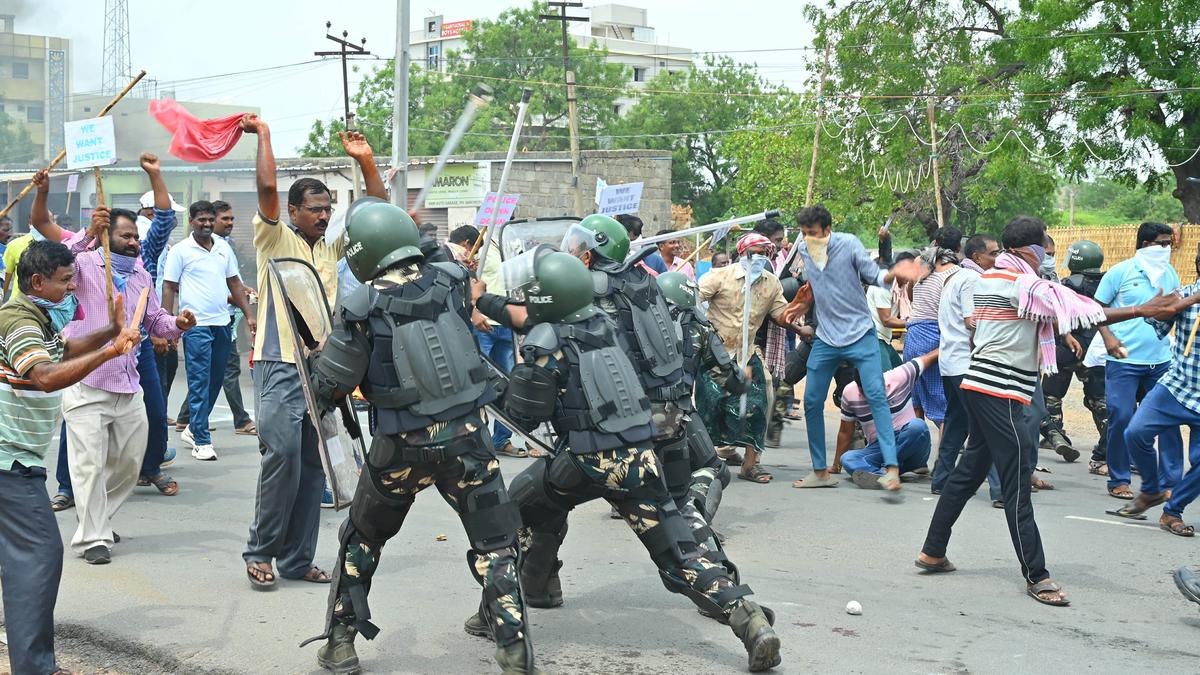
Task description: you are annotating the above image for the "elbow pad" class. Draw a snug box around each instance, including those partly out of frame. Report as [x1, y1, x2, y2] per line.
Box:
[503, 363, 557, 425]
[309, 327, 369, 413]
[476, 293, 517, 328]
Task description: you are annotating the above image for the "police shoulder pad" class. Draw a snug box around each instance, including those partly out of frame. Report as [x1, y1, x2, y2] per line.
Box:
[430, 260, 467, 281]
[341, 283, 373, 321]
[590, 270, 610, 298]
[522, 322, 560, 357]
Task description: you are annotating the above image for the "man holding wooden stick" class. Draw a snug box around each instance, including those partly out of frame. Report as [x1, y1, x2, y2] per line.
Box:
[61, 206, 196, 565]
[0, 239, 141, 675]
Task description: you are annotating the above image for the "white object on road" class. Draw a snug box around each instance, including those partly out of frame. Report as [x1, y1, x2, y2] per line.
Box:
[845, 600, 862, 615]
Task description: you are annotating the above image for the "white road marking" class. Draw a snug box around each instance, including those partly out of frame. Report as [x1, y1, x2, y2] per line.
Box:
[1065, 515, 1157, 529]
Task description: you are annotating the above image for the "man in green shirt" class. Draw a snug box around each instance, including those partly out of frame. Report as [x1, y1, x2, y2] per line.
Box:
[0, 240, 140, 675]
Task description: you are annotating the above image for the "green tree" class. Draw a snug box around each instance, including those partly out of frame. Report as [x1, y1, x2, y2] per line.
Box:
[1069, 177, 1185, 224]
[1005, 2, 1200, 222]
[613, 56, 788, 225]
[301, 3, 628, 158]
[0, 98, 38, 164]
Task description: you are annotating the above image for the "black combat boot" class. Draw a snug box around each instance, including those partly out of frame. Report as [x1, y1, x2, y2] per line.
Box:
[495, 640, 544, 674]
[316, 624, 360, 675]
[1047, 428, 1079, 462]
[728, 600, 781, 672]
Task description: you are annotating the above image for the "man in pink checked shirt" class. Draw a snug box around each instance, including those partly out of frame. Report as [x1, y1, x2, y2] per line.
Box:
[61, 206, 197, 565]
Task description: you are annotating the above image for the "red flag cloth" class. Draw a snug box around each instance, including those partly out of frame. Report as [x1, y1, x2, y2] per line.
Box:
[148, 99, 247, 163]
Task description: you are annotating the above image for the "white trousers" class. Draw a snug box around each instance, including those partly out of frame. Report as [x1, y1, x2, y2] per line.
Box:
[63, 383, 147, 555]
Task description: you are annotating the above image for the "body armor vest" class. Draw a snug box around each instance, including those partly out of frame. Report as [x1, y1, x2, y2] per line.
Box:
[593, 265, 688, 402]
[359, 263, 496, 434]
[1063, 271, 1103, 299]
[547, 314, 654, 454]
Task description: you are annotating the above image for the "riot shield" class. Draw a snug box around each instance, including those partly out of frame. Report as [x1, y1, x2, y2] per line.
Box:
[494, 217, 580, 455]
[268, 258, 366, 510]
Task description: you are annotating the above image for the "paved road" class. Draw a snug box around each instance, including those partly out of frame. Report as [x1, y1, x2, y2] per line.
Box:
[15, 381, 1200, 674]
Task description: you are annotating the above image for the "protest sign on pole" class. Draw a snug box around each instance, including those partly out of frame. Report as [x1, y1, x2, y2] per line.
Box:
[596, 181, 643, 217]
[64, 117, 118, 170]
[473, 191, 521, 229]
[594, 177, 607, 205]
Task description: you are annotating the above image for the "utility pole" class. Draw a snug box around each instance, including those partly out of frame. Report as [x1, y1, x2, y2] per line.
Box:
[316, 23, 372, 200]
[391, 0, 410, 207]
[539, 1, 587, 216]
[804, 44, 831, 207]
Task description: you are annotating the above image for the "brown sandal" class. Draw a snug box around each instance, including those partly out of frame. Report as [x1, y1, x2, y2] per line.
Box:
[1161, 514, 1196, 537]
[300, 566, 332, 584]
[247, 562, 276, 590]
[1031, 477, 1054, 491]
[738, 464, 773, 484]
[1108, 484, 1134, 500]
[235, 422, 258, 436]
[1088, 461, 1109, 476]
[1027, 579, 1069, 606]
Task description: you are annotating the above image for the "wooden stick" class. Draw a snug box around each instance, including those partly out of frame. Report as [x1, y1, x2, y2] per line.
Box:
[466, 226, 487, 263]
[682, 235, 714, 265]
[0, 70, 146, 220]
[130, 286, 150, 330]
[1184, 312, 1200, 357]
[95, 167, 114, 316]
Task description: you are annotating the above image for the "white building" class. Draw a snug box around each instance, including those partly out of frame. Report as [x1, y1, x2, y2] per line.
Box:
[412, 3, 693, 115]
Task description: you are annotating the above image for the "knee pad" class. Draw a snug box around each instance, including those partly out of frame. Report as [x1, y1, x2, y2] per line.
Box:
[689, 467, 725, 524]
[643, 499, 701, 571]
[685, 415, 718, 471]
[461, 472, 522, 552]
[350, 468, 413, 544]
[656, 435, 692, 499]
[509, 459, 579, 530]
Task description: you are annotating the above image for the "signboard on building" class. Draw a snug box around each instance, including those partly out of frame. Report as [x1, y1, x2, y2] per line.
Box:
[424, 162, 489, 208]
[64, 117, 118, 170]
[441, 20, 473, 37]
[47, 49, 67, 157]
[597, 181, 644, 216]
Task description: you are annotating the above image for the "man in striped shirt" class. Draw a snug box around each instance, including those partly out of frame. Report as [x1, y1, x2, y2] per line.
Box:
[916, 216, 1176, 607]
[0, 240, 140, 675]
[836, 352, 938, 489]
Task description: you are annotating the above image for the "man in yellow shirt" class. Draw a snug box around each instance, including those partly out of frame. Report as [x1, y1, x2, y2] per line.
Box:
[239, 115, 385, 589]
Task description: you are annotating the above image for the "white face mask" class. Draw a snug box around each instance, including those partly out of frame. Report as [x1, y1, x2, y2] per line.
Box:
[1136, 245, 1172, 286]
[1039, 254, 1058, 276]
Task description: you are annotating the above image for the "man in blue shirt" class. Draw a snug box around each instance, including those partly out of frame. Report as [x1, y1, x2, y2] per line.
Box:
[1095, 222, 1184, 501]
[786, 205, 920, 491]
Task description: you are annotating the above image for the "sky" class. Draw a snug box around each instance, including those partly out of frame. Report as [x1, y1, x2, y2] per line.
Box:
[1, 0, 817, 155]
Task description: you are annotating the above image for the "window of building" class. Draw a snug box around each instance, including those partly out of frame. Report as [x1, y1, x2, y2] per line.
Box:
[427, 45, 440, 70]
[12, 61, 28, 79]
[613, 104, 622, 115]
[427, 20, 437, 33]
[659, 60, 666, 67]
[26, 104, 42, 122]
[633, 67, 646, 82]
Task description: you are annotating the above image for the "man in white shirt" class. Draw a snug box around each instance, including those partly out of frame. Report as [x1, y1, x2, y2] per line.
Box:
[162, 200, 255, 461]
[931, 234, 1002, 499]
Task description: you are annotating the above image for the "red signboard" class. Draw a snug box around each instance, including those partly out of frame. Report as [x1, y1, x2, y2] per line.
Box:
[441, 20, 473, 37]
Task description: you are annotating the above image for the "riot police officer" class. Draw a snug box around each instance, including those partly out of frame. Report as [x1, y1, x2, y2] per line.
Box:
[300, 202, 537, 675]
[655, 271, 740, 526]
[1041, 239, 1109, 472]
[471, 246, 782, 672]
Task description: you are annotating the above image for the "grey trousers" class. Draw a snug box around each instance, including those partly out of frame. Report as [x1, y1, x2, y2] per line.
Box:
[0, 464, 63, 674]
[243, 361, 324, 578]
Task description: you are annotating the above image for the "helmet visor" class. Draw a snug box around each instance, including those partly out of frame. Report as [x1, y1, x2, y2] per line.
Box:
[560, 224, 599, 258]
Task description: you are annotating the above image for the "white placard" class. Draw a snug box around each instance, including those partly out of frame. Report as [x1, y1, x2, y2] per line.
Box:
[64, 117, 117, 170]
[597, 181, 643, 217]
[65, 174, 79, 192]
[594, 177, 608, 205]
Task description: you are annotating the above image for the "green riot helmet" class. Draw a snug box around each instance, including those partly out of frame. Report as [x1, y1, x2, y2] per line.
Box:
[562, 214, 630, 262]
[1066, 239, 1103, 273]
[656, 271, 698, 309]
[503, 245, 596, 324]
[344, 202, 423, 282]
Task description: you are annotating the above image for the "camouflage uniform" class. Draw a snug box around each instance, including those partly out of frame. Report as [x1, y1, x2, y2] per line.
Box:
[1041, 358, 1108, 462]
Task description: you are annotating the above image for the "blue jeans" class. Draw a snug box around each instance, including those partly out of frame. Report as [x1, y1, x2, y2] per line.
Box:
[1106, 360, 1182, 490]
[137, 336, 168, 478]
[1124, 384, 1200, 510]
[842, 419, 931, 476]
[474, 325, 514, 450]
[183, 325, 233, 446]
[933, 374, 1009, 501]
[804, 330, 895, 471]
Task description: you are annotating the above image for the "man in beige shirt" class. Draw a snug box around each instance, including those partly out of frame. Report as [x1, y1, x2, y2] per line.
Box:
[240, 116, 386, 590]
[696, 233, 802, 483]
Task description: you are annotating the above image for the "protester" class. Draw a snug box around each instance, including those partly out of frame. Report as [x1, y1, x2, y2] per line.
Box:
[903, 227, 963, 426]
[173, 200, 257, 437]
[1112, 280, 1200, 533]
[0, 240, 141, 674]
[63, 206, 196, 564]
[837, 352, 938, 489]
[162, 200, 255, 461]
[916, 215, 1175, 606]
[241, 121, 385, 588]
[471, 225, 524, 458]
[619, 213, 667, 274]
[784, 205, 920, 491]
[931, 234, 1002, 501]
[1096, 222, 1183, 501]
[866, 276, 904, 368]
[446, 224, 479, 263]
[711, 251, 731, 269]
[754, 218, 791, 448]
[696, 232, 803, 483]
[656, 232, 696, 280]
